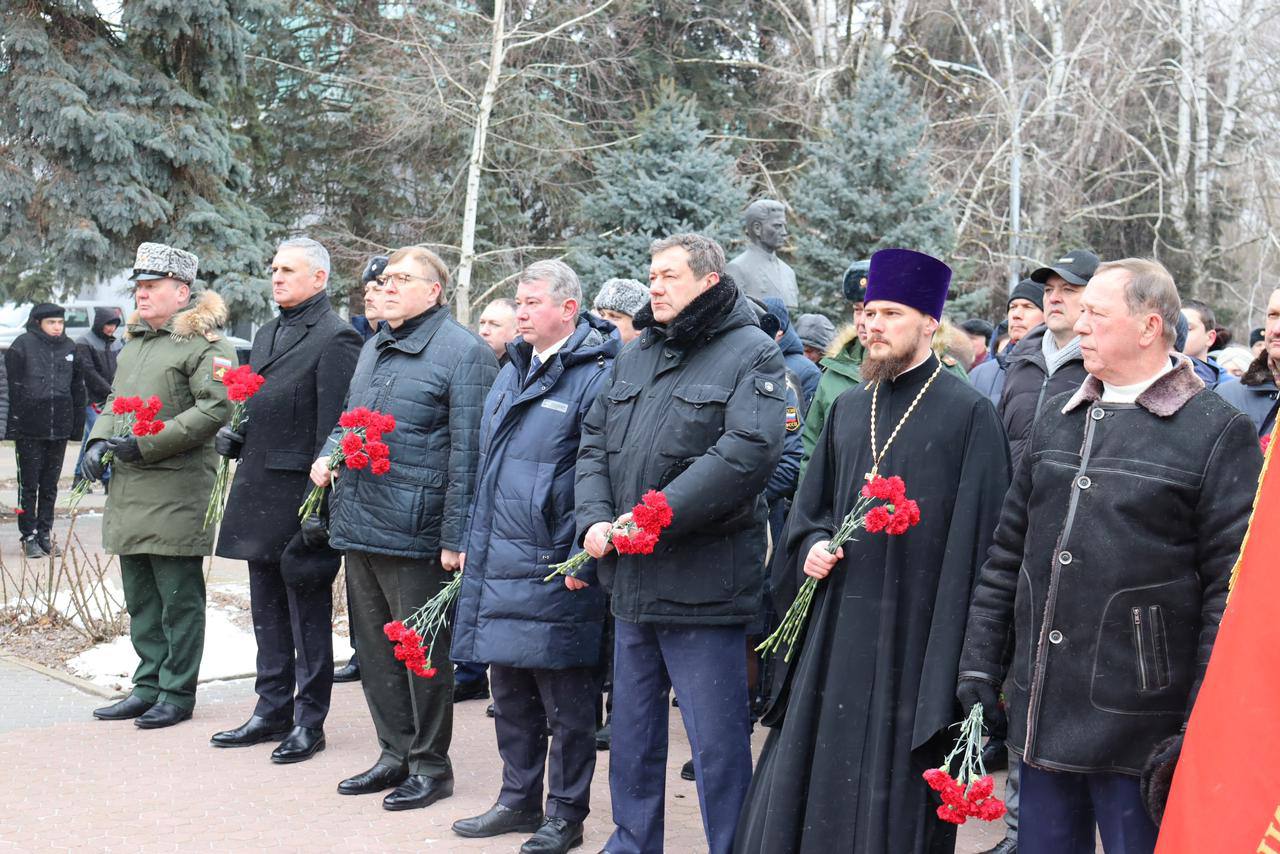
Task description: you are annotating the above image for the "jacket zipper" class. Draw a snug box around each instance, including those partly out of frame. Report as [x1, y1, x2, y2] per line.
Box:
[1132, 607, 1150, 691]
[1023, 405, 1099, 761]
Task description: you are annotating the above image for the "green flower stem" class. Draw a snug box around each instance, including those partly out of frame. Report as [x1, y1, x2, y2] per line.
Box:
[756, 493, 875, 660]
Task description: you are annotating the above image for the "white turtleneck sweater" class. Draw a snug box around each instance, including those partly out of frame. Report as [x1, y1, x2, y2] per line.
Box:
[1100, 358, 1175, 404]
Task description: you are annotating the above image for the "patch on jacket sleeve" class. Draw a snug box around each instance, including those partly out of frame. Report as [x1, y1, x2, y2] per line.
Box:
[212, 356, 234, 381]
[785, 405, 801, 432]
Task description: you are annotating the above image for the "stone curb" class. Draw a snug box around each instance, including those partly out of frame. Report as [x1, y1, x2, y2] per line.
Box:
[0, 652, 122, 699]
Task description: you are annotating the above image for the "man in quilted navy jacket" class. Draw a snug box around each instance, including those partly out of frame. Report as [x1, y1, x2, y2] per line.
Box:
[311, 246, 498, 812]
[450, 260, 618, 854]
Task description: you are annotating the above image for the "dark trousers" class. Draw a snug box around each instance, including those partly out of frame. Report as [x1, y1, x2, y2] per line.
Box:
[492, 664, 600, 822]
[248, 560, 334, 728]
[346, 549, 453, 778]
[120, 554, 206, 711]
[607, 619, 752, 854]
[15, 437, 65, 542]
[1018, 761, 1157, 854]
[455, 660, 488, 685]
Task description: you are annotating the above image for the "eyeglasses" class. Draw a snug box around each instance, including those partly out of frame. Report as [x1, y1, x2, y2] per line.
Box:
[374, 272, 437, 291]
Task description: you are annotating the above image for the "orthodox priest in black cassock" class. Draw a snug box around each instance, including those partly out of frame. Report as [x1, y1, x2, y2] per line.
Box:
[735, 249, 1012, 854]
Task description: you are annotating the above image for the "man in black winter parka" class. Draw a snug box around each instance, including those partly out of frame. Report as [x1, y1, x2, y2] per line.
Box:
[575, 233, 786, 854]
[73, 307, 122, 490]
[6, 303, 86, 558]
[311, 245, 498, 812]
[210, 238, 361, 764]
[958, 259, 1263, 851]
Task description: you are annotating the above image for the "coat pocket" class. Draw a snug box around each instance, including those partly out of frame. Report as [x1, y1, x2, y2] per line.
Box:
[265, 449, 312, 472]
[664, 383, 731, 456]
[604, 381, 642, 453]
[1091, 580, 1194, 714]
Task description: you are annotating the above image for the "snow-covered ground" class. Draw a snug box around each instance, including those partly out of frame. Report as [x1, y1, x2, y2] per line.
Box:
[53, 584, 354, 694]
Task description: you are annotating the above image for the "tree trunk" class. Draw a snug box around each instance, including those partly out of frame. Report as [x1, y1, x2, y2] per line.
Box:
[453, 0, 507, 325]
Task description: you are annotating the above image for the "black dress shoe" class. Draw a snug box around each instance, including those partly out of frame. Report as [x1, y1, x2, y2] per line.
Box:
[521, 817, 585, 854]
[982, 840, 1017, 854]
[134, 702, 193, 729]
[453, 802, 544, 838]
[338, 763, 408, 795]
[453, 677, 490, 703]
[595, 721, 610, 751]
[210, 715, 292, 747]
[333, 657, 361, 683]
[22, 538, 46, 560]
[93, 694, 154, 721]
[486, 702, 496, 718]
[271, 726, 326, 764]
[382, 774, 454, 811]
[680, 759, 695, 781]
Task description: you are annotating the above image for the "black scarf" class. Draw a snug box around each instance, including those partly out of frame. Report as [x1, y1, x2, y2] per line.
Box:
[633, 275, 739, 347]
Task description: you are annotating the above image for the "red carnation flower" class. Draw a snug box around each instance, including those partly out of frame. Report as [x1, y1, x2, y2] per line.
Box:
[384, 621, 408, 642]
[922, 768, 951, 792]
[148, 420, 165, 435]
[424, 667, 438, 678]
[631, 490, 674, 532]
[112, 396, 140, 415]
[936, 804, 967, 825]
[974, 798, 1006, 821]
[371, 458, 391, 476]
[346, 451, 369, 470]
[966, 775, 995, 801]
[132, 421, 151, 436]
[864, 505, 892, 533]
[340, 433, 364, 456]
[140, 396, 163, 421]
[366, 441, 390, 460]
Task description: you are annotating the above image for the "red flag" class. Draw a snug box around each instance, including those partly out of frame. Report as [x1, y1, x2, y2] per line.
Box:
[1156, 425, 1280, 853]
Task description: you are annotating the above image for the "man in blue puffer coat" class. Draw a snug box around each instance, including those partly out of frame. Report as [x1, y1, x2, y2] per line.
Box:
[451, 260, 618, 854]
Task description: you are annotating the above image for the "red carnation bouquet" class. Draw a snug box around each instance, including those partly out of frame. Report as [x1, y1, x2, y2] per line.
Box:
[543, 490, 673, 582]
[204, 365, 265, 529]
[757, 475, 921, 661]
[66, 395, 165, 510]
[384, 574, 463, 679]
[924, 704, 1008, 825]
[298, 406, 395, 520]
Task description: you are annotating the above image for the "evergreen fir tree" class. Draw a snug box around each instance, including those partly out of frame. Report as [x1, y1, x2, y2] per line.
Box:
[0, 1, 275, 319]
[569, 82, 748, 292]
[791, 59, 954, 311]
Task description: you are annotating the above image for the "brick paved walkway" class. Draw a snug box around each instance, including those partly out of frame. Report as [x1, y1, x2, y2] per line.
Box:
[0, 655, 1006, 852]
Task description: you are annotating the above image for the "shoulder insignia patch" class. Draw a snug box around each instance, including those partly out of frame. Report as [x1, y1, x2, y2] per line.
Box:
[212, 356, 234, 381]
[785, 405, 801, 432]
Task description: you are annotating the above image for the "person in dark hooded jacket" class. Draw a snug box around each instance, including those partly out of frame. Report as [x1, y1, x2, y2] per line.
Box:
[72, 307, 123, 489]
[450, 261, 618, 853]
[575, 233, 785, 854]
[6, 303, 86, 558]
[763, 297, 820, 412]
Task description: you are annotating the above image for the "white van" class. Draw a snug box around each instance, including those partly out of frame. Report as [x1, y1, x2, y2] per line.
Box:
[0, 301, 131, 349]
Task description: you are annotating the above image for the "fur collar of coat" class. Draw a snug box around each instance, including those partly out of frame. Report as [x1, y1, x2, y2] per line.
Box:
[125, 290, 227, 343]
[1062, 354, 1205, 418]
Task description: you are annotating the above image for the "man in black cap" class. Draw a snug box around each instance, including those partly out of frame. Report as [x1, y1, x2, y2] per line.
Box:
[999, 249, 1098, 468]
[6, 303, 86, 557]
[961, 318, 996, 367]
[737, 248, 1011, 854]
[970, 279, 1045, 405]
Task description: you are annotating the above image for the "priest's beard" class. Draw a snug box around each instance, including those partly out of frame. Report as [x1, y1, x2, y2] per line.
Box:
[862, 327, 929, 382]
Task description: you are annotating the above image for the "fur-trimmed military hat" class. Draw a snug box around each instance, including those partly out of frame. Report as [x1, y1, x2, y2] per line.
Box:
[130, 242, 198, 284]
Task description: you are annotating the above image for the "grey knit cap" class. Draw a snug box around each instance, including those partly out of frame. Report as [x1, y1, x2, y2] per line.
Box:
[794, 313, 836, 351]
[593, 278, 649, 318]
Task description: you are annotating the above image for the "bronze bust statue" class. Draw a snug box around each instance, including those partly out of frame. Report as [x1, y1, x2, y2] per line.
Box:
[725, 199, 799, 308]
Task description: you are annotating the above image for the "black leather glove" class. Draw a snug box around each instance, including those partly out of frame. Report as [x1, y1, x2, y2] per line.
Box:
[105, 435, 143, 463]
[956, 677, 1001, 723]
[214, 425, 245, 459]
[80, 440, 109, 482]
[300, 514, 330, 550]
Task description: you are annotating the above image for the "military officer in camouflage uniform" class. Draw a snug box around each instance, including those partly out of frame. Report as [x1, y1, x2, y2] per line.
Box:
[81, 242, 235, 729]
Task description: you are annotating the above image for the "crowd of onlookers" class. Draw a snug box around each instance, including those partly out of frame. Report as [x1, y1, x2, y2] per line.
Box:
[5, 234, 1277, 854]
